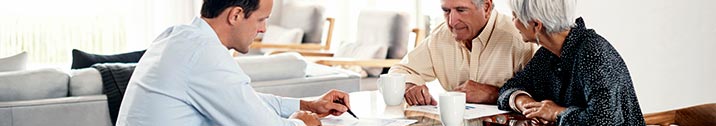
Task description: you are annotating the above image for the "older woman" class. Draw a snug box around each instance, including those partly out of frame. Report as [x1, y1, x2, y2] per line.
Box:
[497, 0, 646, 125]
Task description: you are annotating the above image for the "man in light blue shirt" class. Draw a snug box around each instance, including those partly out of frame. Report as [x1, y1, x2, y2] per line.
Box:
[115, 0, 349, 125]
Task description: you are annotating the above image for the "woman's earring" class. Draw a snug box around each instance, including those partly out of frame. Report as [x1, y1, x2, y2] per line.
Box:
[535, 33, 541, 46]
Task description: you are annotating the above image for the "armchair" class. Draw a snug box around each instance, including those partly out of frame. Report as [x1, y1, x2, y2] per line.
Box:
[234, 0, 335, 56]
[272, 10, 421, 76]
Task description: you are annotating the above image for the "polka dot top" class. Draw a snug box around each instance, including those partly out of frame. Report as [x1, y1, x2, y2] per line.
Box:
[497, 17, 646, 126]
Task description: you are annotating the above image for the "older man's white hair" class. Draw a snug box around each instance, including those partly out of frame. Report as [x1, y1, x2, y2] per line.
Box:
[471, 0, 494, 10]
[510, 0, 577, 33]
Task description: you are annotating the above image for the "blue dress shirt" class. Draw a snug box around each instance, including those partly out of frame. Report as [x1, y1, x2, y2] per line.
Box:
[115, 17, 305, 126]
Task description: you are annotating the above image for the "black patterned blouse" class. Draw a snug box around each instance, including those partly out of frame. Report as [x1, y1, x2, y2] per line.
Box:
[497, 18, 646, 126]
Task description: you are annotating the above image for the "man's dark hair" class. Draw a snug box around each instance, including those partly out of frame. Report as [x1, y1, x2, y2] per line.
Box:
[201, 0, 260, 19]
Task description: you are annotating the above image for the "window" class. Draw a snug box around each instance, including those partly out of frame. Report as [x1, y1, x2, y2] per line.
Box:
[0, 0, 198, 67]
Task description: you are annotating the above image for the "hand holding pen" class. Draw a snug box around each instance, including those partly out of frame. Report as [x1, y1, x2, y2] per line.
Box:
[300, 89, 356, 118]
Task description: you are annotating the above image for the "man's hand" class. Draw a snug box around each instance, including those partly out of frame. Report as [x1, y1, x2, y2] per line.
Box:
[453, 80, 499, 104]
[289, 111, 321, 126]
[522, 100, 566, 122]
[404, 83, 437, 106]
[300, 89, 349, 117]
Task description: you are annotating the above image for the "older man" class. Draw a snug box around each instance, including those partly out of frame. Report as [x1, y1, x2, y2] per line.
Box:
[389, 0, 537, 105]
[115, 0, 349, 126]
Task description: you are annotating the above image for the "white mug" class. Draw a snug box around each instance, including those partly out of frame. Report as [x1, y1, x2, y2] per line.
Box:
[377, 73, 406, 106]
[439, 92, 466, 126]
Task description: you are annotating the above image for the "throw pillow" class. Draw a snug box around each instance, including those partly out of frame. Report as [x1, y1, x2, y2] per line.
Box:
[0, 52, 28, 72]
[71, 49, 146, 69]
[333, 42, 388, 77]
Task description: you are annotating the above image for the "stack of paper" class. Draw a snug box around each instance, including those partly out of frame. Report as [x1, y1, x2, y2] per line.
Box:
[405, 104, 510, 119]
[321, 117, 417, 126]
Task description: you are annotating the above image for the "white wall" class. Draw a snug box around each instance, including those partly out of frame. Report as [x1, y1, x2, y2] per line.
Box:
[575, 0, 716, 113]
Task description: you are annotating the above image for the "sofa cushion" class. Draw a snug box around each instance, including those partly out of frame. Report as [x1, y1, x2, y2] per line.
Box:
[0, 95, 112, 126]
[356, 10, 410, 59]
[252, 63, 360, 97]
[234, 52, 307, 82]
[278, 2, 325, 43]
[260, 25, 305, 53]
[334, 42, 388, 76]
[263, 25, 304, 45]
[71, 49, 146, 69]
[69, 68, 103, 96]
[0, 51, 28, 72]
[0, 68, 69, 101]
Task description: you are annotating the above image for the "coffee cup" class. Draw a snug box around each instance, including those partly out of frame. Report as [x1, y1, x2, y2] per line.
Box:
[377, 73, 406, 106]
[439, 92, 466, 126]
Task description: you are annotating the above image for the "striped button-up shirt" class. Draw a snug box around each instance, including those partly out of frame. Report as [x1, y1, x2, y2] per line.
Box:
[389, 11, 538, 90]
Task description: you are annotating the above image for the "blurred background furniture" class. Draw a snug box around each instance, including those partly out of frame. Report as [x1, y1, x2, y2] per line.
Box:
[236, 0, 335, 56]
[643, 103, 716, 126]
[234, 53, 361, 97]
[274, 10, 420, 78]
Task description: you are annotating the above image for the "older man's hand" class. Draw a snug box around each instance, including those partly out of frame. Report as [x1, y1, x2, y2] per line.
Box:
[453, 80, 499, 104]
[404, 83, 438, 106]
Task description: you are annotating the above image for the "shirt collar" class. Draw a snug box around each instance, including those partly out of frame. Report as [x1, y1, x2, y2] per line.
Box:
[472, 11, 498, 47]
[191, 17, 226, 50]
[560, 17, 586, 59]
[191, 17, 218, 37]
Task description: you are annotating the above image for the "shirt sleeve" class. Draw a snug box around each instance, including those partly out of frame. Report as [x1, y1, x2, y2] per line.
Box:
[388, 35, 437, 86]
[184, 45, 305, 126]
[257, 93, 301, 118]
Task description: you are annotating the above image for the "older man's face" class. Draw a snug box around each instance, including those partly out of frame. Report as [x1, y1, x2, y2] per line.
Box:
[442, 0, 491, 42]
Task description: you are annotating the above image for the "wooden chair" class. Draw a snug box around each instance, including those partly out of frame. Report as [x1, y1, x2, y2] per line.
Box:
[249, 17, 335, 51]
[643, 103, 716, 126]
[271, 10, 423, 72]
[308, 27, 421, 68]
[232, 1, 334, 56]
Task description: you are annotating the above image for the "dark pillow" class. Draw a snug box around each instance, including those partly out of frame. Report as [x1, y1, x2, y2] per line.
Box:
[71, 49, 146, 69]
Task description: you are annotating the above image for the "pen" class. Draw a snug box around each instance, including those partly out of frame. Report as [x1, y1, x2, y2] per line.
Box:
[333, 98, 359, 119]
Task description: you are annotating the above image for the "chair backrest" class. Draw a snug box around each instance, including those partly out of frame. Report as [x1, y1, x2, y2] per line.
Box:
[274, 1, 325, 44]
[356, 10, 410, 59]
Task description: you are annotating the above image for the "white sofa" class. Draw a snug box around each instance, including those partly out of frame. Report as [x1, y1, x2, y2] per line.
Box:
[0, 53, 360, 126]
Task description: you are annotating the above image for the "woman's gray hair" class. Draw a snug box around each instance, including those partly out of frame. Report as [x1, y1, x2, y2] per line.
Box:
[509, 0, 577, 33]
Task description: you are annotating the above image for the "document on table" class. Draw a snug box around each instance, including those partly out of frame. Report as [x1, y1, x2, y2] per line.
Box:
[414, 80, 510, 119]
[321, 117, 417, 126]
[405, 104, 510, 119]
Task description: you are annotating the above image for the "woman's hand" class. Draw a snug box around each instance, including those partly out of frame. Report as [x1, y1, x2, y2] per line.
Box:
[522, 100, 566, 122]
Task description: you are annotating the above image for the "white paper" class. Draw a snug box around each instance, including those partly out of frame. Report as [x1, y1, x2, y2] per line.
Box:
[405, 104, 510, 119]
[321, 117, 417, 126]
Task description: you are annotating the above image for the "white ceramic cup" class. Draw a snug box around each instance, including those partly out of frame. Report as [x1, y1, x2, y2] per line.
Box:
[377, 73, 406, 106]
[439, 92, 466, 126]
